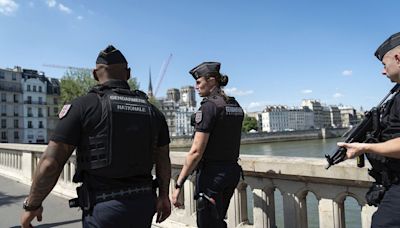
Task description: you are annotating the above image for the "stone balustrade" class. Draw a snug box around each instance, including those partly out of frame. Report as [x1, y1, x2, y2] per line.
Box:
[0, 143, 376, 228]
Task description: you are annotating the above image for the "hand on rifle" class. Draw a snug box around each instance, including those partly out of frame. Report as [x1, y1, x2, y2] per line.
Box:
[337, 142, 367, 159]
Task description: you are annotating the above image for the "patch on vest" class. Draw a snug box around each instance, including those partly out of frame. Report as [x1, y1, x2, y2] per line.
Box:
[195, 111, 202, 123]
[58, 104, 71, 119]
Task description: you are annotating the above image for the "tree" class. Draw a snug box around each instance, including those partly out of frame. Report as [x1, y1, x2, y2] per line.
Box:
[60, 69, 140, 104]
[242, 115, 258, 132]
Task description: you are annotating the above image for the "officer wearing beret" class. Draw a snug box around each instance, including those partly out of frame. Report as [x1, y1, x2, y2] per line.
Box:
[338, 32, 400, 227]
[21, 45, 172, 227]
[172, 62, 244, 228]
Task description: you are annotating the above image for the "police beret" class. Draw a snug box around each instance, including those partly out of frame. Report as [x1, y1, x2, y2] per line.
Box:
[189, 62, 221, 79]
[375, 32, 400, 61]
[96, 45, 127, 65]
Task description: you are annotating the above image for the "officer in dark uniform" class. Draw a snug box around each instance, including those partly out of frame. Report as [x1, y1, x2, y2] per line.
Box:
[171, 62, 244, 228]
[21, 45, 172, 228]
[338, 32, 400, 227]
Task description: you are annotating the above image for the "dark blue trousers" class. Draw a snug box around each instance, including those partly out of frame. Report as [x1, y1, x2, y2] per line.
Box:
[82, 192, 156, 228]
[196, 162, 241, 228]
[372, 183, 400, 227]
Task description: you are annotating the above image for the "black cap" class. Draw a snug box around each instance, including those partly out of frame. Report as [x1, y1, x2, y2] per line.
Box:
[189, 62, 221, 79]
[375, 32, 400, 61]
[96, 45, 127, 65]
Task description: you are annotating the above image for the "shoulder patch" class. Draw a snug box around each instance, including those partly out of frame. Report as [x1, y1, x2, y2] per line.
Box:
[195, 111, 203, 124]
[58, 104, 71, 119]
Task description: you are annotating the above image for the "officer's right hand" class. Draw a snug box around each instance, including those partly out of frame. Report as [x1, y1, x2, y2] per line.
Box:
[171, 188, 182, 207]
[21, 206, 43, 228]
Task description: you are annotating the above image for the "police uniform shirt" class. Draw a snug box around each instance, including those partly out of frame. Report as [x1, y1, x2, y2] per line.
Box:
[195, 91, 219, 133]
[51, 80, 170, 149]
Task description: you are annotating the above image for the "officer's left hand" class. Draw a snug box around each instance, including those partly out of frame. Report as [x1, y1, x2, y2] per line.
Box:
[156, 195, 171, 223]
[337, 142, 366, 159]
[21, 206, 43, 228]
[171, 188, 182, 207]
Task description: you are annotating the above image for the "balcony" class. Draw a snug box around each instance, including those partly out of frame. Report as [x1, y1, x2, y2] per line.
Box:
[23, 101, 47, 105]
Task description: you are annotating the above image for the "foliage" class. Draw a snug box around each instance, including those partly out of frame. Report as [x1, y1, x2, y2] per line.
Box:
[242, 115, 258, 132]
[60, 69, 140, 104]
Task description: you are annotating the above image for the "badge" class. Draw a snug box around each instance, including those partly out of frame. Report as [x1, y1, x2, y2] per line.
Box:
[58, 104, 71, 119]
[195, 111, 202, 124]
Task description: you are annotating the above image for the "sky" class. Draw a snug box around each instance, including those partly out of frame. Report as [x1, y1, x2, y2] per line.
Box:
[1, 0, 399, 112]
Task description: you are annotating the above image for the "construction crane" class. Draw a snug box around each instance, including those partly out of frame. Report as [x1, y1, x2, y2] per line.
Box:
[43, 64, 92, 71]
[154, 54, 173, 96]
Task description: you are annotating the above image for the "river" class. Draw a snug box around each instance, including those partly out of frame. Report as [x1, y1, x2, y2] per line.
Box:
[173, 137, 363, 228]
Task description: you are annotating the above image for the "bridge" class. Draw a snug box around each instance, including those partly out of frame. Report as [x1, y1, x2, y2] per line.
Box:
[0, 143, 376, 228]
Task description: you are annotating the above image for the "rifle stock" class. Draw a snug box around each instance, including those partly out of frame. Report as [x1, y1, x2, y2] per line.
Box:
[325, 84, 400, 169]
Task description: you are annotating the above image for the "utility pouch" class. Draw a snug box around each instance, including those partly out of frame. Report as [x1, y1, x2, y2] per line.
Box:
[366, 183, 387, 207]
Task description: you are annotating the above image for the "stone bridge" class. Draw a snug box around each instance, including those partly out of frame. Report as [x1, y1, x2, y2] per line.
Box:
[0, 143, 376, 227]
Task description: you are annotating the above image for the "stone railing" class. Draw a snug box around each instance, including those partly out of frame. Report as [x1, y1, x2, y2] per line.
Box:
[0, 143, 376, 228]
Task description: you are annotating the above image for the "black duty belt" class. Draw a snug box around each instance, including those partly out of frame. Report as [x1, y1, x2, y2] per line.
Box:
[95, 186, 153, 203]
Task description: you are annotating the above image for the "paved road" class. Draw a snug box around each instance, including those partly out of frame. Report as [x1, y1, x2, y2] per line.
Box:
[0, 175, 82, 228]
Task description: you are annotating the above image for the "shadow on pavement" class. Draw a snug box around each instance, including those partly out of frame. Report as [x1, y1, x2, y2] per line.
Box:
[0, 191, 27, 206]
[9, 219, 82, 228]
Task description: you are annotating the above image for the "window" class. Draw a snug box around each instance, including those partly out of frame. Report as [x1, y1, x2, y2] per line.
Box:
[28, 121, 33, 128]
[54, 107, 58, 114]
[1, 132, 6, 140]
[38, 108, 43, 117]
[38, 86, 42, 92]
[1, 119, 6, 128]
[1, 104, 6, 116]
[54, 98, 58, 105]
[0, 71, 4, 79]
[13, 94, 18, 103]
[12, 73, 16, 80]
[14, 119, 18, 128]
[38, 97, 43, 104]
[39, 121, 44, 128]
[33, 86, 36, 92]
[27, 107, 33, 117]
[27, 96, 32, 104]
[27, 85, 31, 91]
[1, 93, 6, 102]
[14, 131, 19, 139]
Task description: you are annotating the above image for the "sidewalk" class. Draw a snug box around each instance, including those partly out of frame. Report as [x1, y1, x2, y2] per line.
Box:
[0, 175, 82, 228]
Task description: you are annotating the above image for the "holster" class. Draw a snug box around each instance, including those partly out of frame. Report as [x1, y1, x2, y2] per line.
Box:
[69, 184, 95, 212]
[195, 192, 219, 220]
[365, 183, 387, 207]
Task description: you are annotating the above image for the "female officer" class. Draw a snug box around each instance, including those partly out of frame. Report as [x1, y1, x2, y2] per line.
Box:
[172, 62, 244, 228]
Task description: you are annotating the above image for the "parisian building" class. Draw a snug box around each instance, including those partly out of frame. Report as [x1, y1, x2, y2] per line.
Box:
[261, 105, 314, 132]
[0, 66, 61, 144]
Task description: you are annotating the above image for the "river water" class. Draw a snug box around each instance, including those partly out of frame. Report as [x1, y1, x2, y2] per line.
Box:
[173, 137, 364, 227]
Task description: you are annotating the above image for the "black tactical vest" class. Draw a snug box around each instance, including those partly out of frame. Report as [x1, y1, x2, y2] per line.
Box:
[75, 85, 156, 181]
[367, 93, 400, 176]
[202, 93, 244, 162]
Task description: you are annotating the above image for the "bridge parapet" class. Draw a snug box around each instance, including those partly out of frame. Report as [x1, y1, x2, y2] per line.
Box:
[0, 143, 376, 228]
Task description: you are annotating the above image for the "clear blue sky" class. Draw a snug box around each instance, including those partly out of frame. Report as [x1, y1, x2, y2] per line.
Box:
[1, 0, 399, 111]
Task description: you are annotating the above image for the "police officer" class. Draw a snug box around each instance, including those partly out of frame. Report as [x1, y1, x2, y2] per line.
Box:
[20, 45, 172, 228]
[338, 32, 400, 227]
[171, 62, 244, 228]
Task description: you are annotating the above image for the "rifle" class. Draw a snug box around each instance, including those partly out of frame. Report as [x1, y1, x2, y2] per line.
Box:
[325, 84, 400, 169]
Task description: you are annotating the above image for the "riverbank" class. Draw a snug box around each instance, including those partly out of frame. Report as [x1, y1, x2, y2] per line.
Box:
[170, 128, 347, 148]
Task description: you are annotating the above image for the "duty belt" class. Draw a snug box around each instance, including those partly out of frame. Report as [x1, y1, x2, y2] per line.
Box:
[95, 186, 153, 203]
[69, 184, 153, 209]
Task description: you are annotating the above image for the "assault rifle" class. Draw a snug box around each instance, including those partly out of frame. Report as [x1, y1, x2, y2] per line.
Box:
[325, 84, 400, 169]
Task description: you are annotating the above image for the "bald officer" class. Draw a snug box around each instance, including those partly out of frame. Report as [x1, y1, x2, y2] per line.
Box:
[21, 45, 171, 228]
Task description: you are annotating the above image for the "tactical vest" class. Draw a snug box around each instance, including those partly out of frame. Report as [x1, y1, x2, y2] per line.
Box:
[201, 94, 244, 162]
[74, 86, 156, 182]
[367, 93, 400, 184]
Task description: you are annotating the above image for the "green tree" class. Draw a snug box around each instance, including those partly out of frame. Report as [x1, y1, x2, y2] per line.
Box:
[242, 115, 258, 132]
[60, 69, 140, 104]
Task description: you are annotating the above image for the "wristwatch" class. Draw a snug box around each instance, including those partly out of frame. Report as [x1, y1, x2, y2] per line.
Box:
[175, 182, 182, 189]
[23, 198, 41, 211]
